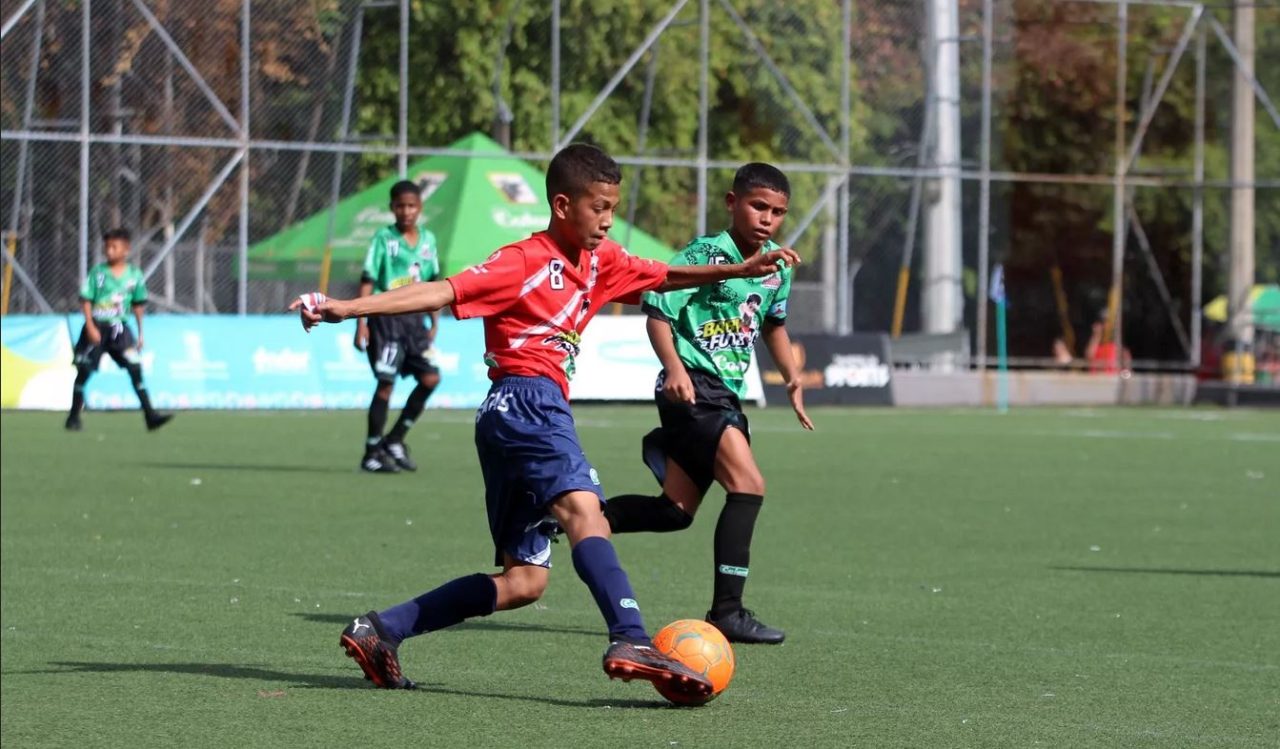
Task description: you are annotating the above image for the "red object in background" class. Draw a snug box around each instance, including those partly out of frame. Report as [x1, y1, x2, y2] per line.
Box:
[1090, 342, 1120, 373]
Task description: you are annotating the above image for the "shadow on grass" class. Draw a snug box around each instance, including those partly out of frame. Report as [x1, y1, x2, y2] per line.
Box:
[291, 612, 601, 637]
[134, 461, 354, 475]
[31, 661, 677, 709]
[31, 661, 367, 689]
[1051, 565, 1280, 579]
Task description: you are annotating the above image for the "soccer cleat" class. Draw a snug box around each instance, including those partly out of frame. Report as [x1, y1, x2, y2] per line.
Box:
[339, 611, 416, 690]
[602, 641, 713, 700]
[706, 608, 785, 645]
[382, 441, 417, 472]
[145, 413, 174, 432]
[65, 415, 83, 432]
[361, 447, 401, 473]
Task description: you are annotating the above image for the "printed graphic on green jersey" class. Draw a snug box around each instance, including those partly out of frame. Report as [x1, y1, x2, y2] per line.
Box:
[643, 231, 791, 398]
[362, 226, 440, 293]
[80, 264, 147, 324]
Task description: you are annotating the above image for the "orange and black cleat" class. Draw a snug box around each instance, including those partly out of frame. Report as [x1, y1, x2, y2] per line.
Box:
[339, 611, 416, 689]
[602, 641, 713, 700]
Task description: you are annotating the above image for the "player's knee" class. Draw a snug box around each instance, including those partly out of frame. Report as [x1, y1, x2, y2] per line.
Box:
[658, 494, 695, 530]
[499, 568, 549, 607]
[374, 382, 394, 399]
[724, 472, 765, 496]
[420, 372, 441, 389]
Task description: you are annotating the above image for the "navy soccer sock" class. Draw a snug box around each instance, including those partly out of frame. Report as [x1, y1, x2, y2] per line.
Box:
[711, 492, 763, 618]
[571, 536, 648, 644]
[377, 573, 497, 644]
[386, 382, 434, 444]
[603, 494, 694, 534]
[367, 392, 390, 448]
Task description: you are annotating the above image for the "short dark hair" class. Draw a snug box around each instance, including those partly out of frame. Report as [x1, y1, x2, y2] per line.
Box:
[389, 180, 421, 201]
[102, 228, 131, 243]
[732, 163, 790, 198]
[546, 144, 621, 202]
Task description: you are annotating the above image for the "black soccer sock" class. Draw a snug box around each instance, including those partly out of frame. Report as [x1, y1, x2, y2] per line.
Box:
[367, 392, 390, 448]
[126, 364, 156, 418]
[711, 492, 764, 618]
[603, 494, 694, 534]
[69, 366, 92, 417]
[385, 382, 434, 443]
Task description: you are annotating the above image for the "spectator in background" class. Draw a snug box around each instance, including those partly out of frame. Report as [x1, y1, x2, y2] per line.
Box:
[1085, 313, 1132, 374]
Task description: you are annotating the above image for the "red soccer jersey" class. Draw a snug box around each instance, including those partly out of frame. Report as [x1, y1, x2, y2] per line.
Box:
[447, 231, 669, 397]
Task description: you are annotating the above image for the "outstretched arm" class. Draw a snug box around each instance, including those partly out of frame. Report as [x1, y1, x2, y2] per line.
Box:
[291, 280, 456, 331]
[761, 321, 814, 430]
[655, 248, 801, 292]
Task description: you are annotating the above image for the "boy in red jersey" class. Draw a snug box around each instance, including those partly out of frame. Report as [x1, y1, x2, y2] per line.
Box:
[292, 144, 799, 695]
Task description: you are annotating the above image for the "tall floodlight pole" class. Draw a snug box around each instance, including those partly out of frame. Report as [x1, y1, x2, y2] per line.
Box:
[1107, 2, 1128, 367]
[79, 0, 91, 286]
[398, 0, 409, 176]
[697, 0, 709, 235]
[923, 0, 962, 334]
[238, 0, 250, 314]
[976, 0, 993, 368]
[1228, 0, 1255, 375]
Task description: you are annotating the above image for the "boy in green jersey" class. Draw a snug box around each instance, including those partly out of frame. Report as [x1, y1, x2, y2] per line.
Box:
[605, 163, 813, 644]
[66, 228, 173, 432]
[353, 180, 442, 473]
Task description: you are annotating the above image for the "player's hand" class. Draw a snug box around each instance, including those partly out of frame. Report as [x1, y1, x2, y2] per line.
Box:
[354, 320, 369, 351]
[662, 368, 696, 405]
[787, 379, 814, 431]
[289, 292, 348, 332]
[86, 325, 102, 346]
[742, 247, 801, 278]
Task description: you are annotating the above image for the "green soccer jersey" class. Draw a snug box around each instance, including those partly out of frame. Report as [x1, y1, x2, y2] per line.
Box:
[361, 225, 440, 293]
[79, 263, 147, 324]
[642, 231, 792, 398]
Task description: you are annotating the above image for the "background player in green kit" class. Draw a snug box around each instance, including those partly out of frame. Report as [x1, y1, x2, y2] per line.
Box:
[353, 180, 442, 473]
[66, 228, 173, 432]
[604, 163, 813, 644]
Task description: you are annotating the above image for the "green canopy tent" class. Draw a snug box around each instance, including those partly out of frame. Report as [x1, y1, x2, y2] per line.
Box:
[248, 133, 674, 284]
[1204, 284, 1280, 332]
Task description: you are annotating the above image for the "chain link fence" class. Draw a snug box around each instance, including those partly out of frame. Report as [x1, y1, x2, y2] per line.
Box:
[2, 0, 1277, 371]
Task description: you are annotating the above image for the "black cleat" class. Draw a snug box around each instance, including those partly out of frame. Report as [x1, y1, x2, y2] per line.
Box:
[706, 608, 785, 644]
[339, 611, 416, 690]
[602, 641, 713, 700]
[382, 441, 417, 472]
[361, 447, 401, 473]
[146, 413, 174, 432]
[65, 415, 83, 432]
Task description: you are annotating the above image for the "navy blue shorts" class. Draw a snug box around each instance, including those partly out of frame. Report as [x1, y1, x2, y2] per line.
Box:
[474, 376, 603, 567]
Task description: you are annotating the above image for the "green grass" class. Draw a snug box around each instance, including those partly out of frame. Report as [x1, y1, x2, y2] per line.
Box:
[2, 406, 1278, 748]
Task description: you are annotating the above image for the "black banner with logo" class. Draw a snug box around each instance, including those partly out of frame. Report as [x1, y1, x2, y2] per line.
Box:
[756, 333, 894, 406]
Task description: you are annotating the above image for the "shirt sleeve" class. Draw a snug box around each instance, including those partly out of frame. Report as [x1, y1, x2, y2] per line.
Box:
[79, 270, 95, 301]
[640, 242, 699, 321]
[603, 246, 670, 306]
[361, 232, 384, 284]
[447, 246, 527, 319]
[131, 269, 149, 306]
[764, 267, 791, 325]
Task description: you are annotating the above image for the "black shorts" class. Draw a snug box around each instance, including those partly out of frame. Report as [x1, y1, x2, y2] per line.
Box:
[73, 321, 139, 370]
[642, 367, 750, 494]
[366, 314, 439, 383]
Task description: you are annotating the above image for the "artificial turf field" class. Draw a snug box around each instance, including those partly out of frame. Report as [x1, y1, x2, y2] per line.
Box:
[1, 406, 1277, 748]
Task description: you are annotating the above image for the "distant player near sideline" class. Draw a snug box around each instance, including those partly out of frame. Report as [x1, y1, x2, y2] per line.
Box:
[65, 228, 173, 432]
[291, 144, 800, 694]
[353, 180, 442, 473]
[604, 163, 813, 645]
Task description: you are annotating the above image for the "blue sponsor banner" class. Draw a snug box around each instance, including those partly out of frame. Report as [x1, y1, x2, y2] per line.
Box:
[59, 314, 491, 410]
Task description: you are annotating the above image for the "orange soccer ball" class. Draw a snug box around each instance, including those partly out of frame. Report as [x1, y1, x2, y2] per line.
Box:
[652, 619, 736, 705]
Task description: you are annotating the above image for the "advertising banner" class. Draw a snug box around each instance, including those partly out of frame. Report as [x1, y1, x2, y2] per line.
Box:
[756, 333, 894, 406]
[3, 314, 764, 409]
[571, 315, 765, 404]
[1, 315, 76, 410]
